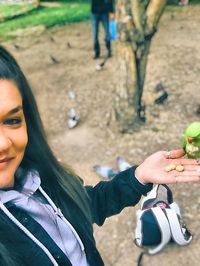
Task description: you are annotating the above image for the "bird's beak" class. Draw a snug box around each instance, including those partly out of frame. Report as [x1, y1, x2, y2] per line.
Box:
[188, 137, 193, 143]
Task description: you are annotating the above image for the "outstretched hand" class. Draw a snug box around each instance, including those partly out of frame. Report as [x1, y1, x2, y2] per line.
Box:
[135, 149, 200, 184]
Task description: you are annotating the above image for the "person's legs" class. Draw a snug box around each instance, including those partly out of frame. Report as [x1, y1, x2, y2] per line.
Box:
[91, 14, 100, 59]
[101, 13, 112, 57]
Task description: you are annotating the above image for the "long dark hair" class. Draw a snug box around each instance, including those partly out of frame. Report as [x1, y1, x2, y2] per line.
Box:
[0, 46, 91, 222]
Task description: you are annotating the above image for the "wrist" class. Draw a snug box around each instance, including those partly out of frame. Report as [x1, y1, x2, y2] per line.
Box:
[132, 167, 153, 195]
[135, 166, 147, 184]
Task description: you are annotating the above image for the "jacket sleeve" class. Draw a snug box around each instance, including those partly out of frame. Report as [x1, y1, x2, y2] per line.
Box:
[85, 167, 152, 226]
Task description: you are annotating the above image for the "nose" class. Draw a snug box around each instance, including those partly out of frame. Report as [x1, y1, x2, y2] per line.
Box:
[0, 129, 12, 153]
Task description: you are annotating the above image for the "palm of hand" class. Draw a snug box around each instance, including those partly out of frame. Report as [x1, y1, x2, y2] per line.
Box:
[139, 151, 172, 184]
[136, 149, 199, 184]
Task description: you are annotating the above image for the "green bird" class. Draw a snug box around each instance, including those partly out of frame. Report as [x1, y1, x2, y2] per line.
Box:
[182, 122, 200, 158]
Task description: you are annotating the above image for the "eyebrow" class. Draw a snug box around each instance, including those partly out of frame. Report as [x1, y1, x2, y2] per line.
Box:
[6, 106, 23, 116]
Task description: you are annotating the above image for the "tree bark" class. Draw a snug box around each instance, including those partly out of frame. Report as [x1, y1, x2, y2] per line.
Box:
[114, 0, 167, 132]
[35, 0, 40, 8]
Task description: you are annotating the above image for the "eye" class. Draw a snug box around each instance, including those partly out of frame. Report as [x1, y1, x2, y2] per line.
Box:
[4, 118, 22, 126]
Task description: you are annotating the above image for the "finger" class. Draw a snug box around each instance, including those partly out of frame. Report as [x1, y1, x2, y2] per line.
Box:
[167, 149, 185, 159]
[171, 170, 200, 176]
[174, 175, 200, 183]
[171, 158, 198, 165]
[164, 170, 200, 183]
[182, 165, 200, 171]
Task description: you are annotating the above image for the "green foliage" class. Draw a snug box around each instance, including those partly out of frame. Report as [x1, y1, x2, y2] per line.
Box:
[40, 0, 90, 2]
[0, 1, 90, 41]
[190, 0, 200, 3]
[0, 3, 35, 19]
[167, 0, 179, 4]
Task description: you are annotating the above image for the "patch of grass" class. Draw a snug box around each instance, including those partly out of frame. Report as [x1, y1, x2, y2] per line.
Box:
[0, 1, 90, 41]
[0, 3, 35, 19]
[40, 0, 90, 2]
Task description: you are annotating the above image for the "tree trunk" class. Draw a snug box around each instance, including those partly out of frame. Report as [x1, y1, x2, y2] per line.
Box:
[114, 0, 167, 132]
[35, 0, 40, 8]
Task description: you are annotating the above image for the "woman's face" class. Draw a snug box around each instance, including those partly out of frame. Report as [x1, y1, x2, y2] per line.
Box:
[0, 79, 28, 188]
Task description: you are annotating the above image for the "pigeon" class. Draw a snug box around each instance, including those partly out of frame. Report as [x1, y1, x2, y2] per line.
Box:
[67, 42, 72, 48]
[93, 165, 118, 179]
[67, 108, 79, 129]
[50, 36, 55, 42]
[68, 91, 76, 100]
[68, 118, 78, 129]
[95, 57, 108, 71]
[154, 91, 169, 104]
[95, 64, 103, 71]
[155, 80, 164, 92]
[50, 55, 60, 64]
[68, 108, 78, 119]
[13, 44, 21, 49]
[116, 156, 132, 172]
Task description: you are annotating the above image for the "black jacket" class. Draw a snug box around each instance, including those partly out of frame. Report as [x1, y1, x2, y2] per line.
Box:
[91, 0, 114, 14]
[0, 167, 152, 266]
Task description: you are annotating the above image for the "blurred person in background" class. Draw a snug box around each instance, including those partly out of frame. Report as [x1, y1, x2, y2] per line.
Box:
[91, 0, 114, 59]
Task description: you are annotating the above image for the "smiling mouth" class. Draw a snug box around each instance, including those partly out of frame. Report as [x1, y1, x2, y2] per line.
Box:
[0, 157, 14, 163]
[0, 158, 14, 170]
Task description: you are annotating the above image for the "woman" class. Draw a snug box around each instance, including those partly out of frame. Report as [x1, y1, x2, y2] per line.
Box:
[0, 45, 199, 266]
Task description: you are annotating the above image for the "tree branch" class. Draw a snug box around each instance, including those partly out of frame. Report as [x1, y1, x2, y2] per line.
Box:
[131, 0, 144, 36]
[145, 0, 167, 34]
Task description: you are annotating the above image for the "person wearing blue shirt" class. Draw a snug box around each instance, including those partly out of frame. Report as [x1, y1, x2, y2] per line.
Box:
[91, 0, 114, 59]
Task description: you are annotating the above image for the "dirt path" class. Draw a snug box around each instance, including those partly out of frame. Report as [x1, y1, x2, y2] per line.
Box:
[3, 5, 200, 265]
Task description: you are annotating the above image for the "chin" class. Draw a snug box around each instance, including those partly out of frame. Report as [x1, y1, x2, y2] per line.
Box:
[0, 170, 15, 189]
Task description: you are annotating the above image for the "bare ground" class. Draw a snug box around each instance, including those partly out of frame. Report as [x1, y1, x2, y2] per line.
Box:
[3, 5, 200, 266]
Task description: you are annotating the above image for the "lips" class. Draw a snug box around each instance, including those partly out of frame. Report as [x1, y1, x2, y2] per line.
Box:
[0, 157, 14, 163]
[0, 157, 14, 170]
